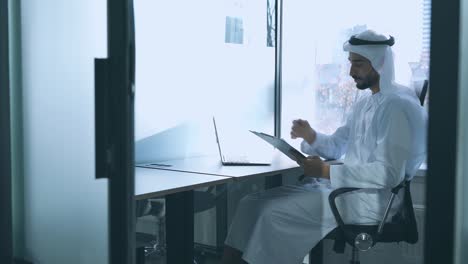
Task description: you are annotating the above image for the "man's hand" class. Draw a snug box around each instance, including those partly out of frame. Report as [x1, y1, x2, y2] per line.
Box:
[298, 156, 330, 180]
[291, 119, 316, 144]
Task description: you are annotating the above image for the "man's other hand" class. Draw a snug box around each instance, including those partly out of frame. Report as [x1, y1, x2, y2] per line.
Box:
[299, 156, 330, 180]
[291, 119, 316, 144]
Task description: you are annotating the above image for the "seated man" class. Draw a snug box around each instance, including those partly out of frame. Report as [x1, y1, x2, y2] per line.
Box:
[221, 29, 427, 264]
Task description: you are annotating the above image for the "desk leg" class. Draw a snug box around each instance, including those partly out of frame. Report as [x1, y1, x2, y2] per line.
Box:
[265, 174, 282, 189]
[166, 190, 194, 264]
[216, 184, 228, 250]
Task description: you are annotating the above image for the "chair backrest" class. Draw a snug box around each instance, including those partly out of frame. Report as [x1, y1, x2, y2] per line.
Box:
[419, 80, 429, 106]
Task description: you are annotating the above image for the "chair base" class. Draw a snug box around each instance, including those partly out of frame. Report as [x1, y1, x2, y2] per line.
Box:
[350, 246, 360, 264]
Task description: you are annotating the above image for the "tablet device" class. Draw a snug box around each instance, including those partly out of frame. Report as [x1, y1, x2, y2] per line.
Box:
[249, 130, 306, 163]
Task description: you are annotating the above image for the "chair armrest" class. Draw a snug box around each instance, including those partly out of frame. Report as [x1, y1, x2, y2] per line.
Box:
[390, 180, 407, 194]
[328, 180, 409, 234]
[328, 187, 361, 227]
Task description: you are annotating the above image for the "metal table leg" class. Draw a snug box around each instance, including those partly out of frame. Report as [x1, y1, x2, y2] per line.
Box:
[166, 190, 194, 264]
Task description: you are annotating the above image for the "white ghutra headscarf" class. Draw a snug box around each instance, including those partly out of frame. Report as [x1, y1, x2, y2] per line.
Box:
[343, 30, 419, 102]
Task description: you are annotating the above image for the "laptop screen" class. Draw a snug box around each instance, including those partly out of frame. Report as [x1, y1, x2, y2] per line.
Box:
[212, 117, 225, 161]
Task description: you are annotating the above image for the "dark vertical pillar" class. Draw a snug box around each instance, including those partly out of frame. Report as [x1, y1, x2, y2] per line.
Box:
[106, 0, 136, 263]
[425, 0, 460, 263]
[0, 0, 13, 262]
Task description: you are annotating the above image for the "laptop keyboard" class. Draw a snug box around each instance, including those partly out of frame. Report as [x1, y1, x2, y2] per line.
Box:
[223, 155, 251, 164]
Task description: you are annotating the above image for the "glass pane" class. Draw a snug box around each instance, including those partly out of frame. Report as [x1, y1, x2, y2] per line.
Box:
[281, 0, 431, 263]
[134, 1, 276, 263]
[19, 0, 108, 263]
[135, 0, 275, 163]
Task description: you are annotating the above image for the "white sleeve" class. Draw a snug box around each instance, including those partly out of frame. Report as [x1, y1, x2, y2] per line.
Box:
[300, 126, 350, 160]
[300, 97, 364, 159]
[330, 105, 412, 189]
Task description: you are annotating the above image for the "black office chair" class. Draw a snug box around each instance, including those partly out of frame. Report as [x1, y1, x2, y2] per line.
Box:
[308, 177, 418, 264]
[308, 82, 428, 264]
[419, 80, 429, 106]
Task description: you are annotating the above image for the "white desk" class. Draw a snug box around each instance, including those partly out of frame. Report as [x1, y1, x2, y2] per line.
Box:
[135, 167, 234, 264]
[135, 154, 301, 264]
[135, 167, 232, 200]
[137, 152, 302, 180]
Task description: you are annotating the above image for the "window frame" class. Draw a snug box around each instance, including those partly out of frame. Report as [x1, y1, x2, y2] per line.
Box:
[0, 0, 13, 261]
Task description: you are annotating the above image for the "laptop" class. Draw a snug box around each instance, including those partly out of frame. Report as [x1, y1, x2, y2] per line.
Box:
[213, 118, 270, 166]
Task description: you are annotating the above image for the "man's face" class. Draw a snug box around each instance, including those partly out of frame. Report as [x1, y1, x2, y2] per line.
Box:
[348, 52, 380, 90]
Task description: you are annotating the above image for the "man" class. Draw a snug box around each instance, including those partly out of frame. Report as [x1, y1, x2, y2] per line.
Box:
[221, 29, 427, 264]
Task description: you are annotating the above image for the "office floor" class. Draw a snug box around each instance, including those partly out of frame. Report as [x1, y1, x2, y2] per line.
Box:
[138, 232, 223, 264]
[144, 255, 310, 264]
[145, 254, 221, 264]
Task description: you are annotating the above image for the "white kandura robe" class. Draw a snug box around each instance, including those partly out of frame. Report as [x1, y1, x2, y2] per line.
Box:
[224, 91, 427, 264]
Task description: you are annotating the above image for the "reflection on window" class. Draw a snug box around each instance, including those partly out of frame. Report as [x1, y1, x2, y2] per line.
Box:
[266, 0, 275, 47]
[281, 0, 431, 142]
[225, 16, 244, 44]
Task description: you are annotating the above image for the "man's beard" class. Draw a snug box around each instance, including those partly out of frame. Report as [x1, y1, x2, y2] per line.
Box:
[354, 72, 379, 90]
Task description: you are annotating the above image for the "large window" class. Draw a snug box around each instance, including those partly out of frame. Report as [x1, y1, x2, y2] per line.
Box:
[134, 0, 432, 163]
[281, 0, 430, 147]
[135, 0, 276, 160]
